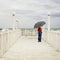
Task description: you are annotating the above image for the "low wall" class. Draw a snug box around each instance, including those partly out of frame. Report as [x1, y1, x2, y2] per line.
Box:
[43, 29, 60, 51]
[47, 31, 60, 51]
[21, 29, 38, 36]
[0, 29, 21, 57]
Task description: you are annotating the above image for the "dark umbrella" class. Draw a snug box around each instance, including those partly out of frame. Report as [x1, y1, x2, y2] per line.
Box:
[34, 21, 46, 28]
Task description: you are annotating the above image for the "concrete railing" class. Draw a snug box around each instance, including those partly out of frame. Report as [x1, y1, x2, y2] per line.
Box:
[21, 29, 38, 36]
[0, 29, 21, 57]
[47, 31, 60, 51]
[43, 29, 60, 51]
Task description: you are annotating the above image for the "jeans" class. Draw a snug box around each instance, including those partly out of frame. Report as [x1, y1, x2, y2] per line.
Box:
[38, 32, 42, 42]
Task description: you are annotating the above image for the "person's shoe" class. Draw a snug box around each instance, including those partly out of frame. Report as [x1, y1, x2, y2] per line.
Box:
[38, 41, 41, 42]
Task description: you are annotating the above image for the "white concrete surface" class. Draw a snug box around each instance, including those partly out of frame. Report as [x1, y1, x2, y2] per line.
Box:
[0, 36, 59, 60]
[0, 29, 60, 60]
[42, 29, 60, 51]
[21, 29, 60, 51]
[0, 30, 21, 57]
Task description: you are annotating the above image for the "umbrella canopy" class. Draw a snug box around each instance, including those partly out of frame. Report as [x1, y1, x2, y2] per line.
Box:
[34, 21, 46, 28]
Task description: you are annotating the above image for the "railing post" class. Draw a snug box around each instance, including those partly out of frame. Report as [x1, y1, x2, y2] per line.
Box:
[12, 12, 16, 30]
[48, 12, 51, 31]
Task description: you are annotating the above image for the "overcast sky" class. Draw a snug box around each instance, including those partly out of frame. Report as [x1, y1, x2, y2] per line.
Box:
[0, 0, 60, 28]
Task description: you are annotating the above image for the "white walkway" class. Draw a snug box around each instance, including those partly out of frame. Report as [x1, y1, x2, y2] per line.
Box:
[0, 36, 60, 60]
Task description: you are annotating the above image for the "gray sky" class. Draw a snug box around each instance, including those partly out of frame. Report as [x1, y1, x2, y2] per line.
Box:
[0, 0, 60, 28]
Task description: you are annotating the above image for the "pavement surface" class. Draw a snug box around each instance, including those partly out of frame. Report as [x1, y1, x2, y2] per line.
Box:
[0, 36, 60, 60]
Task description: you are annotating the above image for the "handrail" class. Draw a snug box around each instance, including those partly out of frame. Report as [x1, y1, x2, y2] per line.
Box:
[0, 29, 21, 57]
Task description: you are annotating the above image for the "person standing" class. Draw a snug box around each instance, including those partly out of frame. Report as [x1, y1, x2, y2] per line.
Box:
[38, 27, 42, 42]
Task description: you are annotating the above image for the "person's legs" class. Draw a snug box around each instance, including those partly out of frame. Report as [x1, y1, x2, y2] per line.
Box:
[40, 32, 42, 42]
[38, 32, 39, 41]
[38, 32, 42, 42]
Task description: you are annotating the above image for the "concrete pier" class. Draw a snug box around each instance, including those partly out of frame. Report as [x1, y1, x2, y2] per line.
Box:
[0, 29, 60, 60]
